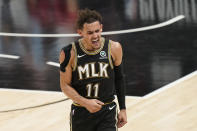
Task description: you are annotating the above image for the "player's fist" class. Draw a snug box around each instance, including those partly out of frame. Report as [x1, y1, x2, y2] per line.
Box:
[85, 99, 104, 113]
[117, 109, 127, 128]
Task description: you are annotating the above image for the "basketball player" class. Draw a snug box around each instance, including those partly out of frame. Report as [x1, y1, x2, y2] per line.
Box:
[59, 8, 127, 131]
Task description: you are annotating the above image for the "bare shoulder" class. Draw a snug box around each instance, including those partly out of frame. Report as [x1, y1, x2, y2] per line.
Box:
[110, 40, 122, 52]
[110, 40, 123, 66]
[59, 50, 65, 63]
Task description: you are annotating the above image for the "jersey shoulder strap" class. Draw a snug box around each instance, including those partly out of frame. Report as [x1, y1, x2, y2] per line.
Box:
[107, 39, 114, 69]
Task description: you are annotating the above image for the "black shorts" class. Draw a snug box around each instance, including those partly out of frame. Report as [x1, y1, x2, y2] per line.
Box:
[70, 102, 118, 131]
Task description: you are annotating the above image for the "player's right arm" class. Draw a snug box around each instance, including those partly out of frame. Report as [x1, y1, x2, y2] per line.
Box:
[59, 46, 104, 113]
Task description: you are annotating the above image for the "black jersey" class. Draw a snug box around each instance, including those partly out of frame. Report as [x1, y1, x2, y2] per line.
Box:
[71, 37, 115, 103]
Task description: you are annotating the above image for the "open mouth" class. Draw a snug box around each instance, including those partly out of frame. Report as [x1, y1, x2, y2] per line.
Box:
[92, 39, 99, 45]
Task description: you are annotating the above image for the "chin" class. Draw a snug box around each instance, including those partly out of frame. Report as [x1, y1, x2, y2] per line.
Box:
[92, 43, 100, 49]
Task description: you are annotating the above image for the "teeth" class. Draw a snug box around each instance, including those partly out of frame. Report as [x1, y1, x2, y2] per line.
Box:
[92, 39, 98, 42]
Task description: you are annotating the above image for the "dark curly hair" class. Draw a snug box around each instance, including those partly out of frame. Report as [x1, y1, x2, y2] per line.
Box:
[76, 8, 102, 29]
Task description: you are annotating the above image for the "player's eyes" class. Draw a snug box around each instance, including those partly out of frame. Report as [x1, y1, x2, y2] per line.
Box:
[87, 30, 99, 35]
[95, 30, 99, 33]
[87, 32, 93, 35]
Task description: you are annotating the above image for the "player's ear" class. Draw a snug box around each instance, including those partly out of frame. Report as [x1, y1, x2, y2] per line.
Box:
[100, 24, 103, 32]
[77, 29, 83, 36]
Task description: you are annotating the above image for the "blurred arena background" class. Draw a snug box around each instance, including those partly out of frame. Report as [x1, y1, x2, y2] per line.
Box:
[0, 0, 197, 100]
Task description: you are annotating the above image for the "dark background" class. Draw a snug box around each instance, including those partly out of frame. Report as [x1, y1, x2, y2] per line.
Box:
[0, 0, 196, 96]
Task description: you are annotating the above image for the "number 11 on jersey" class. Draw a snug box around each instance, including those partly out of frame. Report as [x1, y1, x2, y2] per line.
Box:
[86, 83, 99, 98]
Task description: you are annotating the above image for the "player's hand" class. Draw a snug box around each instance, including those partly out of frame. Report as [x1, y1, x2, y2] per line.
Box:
[117, 109, 127, 128]
[85, 99, 104, 113]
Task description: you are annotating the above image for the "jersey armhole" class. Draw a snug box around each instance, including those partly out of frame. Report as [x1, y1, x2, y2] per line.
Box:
[72, 42, 78, 71]
[108, 40, 114, 69]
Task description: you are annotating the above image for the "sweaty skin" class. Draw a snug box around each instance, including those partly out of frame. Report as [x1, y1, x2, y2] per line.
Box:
[60, 21, 127, 128]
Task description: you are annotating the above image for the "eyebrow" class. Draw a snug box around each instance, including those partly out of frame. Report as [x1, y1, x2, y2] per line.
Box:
[87, 29, 100, 33]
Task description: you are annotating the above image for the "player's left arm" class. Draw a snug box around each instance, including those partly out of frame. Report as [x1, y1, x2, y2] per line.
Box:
[111, 41, 127, 128]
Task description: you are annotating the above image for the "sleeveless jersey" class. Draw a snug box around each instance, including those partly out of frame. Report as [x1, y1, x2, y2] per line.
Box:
[71, 37, 115, 103]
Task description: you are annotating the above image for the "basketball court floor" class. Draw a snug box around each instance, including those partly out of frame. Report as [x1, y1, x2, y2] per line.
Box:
[0, 71, 197, 130]
[0, 0, 197, 130]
